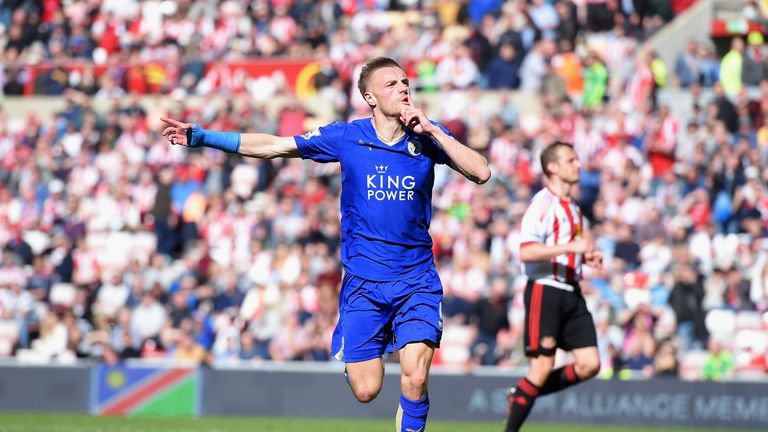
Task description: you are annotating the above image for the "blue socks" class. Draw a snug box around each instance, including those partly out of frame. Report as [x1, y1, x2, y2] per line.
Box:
[397, 394, 429, 432]
[186, 124, 241, 153]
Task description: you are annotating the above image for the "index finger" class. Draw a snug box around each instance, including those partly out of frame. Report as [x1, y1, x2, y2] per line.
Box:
[160, 116, 188, 129]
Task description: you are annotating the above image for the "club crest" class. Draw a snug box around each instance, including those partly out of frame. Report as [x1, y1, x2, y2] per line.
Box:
[302, 128, 321, 140]
[407, 140, 422, 156]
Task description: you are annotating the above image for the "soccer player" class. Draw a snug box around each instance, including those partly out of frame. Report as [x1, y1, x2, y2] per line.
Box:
[161, 57, 490, 432]
[504, 142, 602, 432]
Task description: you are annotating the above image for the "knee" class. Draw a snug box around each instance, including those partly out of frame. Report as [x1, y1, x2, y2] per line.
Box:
[578, 357, 601, 379]
[402, 368, 429, 393]
[351, 381, 382, 404]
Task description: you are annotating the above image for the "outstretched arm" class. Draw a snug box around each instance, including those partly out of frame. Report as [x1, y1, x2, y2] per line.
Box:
[399, 105, 491, 184]
[161, 117, 301, 159]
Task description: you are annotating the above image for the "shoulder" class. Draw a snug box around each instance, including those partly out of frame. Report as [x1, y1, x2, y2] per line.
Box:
[322, 121, 349, 131]
[528, 188, 551, 206]
[346, 118, 374, 132]
[526, 189, 556, 220]
[299, 121, 347, 140]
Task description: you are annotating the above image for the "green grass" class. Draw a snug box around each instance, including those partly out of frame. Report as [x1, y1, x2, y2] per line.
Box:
[0, 413, 741, 432]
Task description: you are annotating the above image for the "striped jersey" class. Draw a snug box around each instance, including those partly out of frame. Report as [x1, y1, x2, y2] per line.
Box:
[519, 187, 585, 290]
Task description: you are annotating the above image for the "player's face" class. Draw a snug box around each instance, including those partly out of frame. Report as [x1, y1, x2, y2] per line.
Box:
[366, 66, 411, 117]
[554, 146, 581, 183]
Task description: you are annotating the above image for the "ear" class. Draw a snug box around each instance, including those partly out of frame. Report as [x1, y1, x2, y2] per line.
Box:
[363, 91, 377, 107]
[546, 160, 557, 176]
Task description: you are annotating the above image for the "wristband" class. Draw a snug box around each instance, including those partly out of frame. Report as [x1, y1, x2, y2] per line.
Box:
[186, 124, 241, 153]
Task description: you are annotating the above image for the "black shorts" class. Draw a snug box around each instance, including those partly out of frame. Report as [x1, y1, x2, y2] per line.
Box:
[523, 280, 597, 357]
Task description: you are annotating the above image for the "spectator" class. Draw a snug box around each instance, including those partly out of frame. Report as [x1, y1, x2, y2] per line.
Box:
[701, 337, 735, 381]
[519, 38, 554, 93]
[720, 37, 745, 97]
[697, 44, 720, 87]
[712, 82, 740, 133]
[468, 277, 510, 366]
[668, 262, 707, 351]
[675, 39, 699, 89]
[742, 31, 767, 87]
[540, 59, 569, 116]
[586, 0, 613, 32]
[723, 267, 754, 311]
[653, 338, 679, 377]
[552, 40, 583, 100]
[582, 51, 608, 109]
[130, 293, 167, 344]
[239, 330, 270, 361]
[485, 42, 520, 90]
[0, 0, 765, 382]
[172, 329, 208, 364]
[436, 43, 480, 90]
[528, 0, 559, 40]
[555, 1, 578, 47]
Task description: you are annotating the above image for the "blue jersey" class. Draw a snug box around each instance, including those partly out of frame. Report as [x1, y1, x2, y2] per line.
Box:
[294, 118, 451, 281]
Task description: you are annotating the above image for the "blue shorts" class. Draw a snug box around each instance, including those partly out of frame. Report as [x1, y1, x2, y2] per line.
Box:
[331, 267, 444, 363]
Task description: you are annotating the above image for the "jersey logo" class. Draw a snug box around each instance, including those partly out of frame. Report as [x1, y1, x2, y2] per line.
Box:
[367, 165, 416, 201]
[540, 337, 556, 350]
[407, 140, 422, 156]
[302, 128, 321, 140]
[358, 139, 373, 150]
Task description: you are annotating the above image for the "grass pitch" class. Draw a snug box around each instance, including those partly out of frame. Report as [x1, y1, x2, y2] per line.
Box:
[0, 413, 743, 432]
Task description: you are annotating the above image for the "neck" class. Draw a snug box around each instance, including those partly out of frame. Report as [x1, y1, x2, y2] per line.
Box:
[547, 178, 573, 200]
[371, 111, 405, 143]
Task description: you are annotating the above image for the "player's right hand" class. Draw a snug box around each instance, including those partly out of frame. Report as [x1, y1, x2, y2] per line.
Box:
[161, 116, 195, 147]
[568, 238, 592, 254]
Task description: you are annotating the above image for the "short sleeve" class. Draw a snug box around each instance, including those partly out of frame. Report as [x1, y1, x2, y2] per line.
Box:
[294, 122, 346, 163]
[519, 199, 550, 245]
[422, 121, 452, 165]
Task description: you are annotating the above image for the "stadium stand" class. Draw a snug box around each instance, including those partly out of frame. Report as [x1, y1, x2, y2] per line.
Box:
[0, 0, 767, 383]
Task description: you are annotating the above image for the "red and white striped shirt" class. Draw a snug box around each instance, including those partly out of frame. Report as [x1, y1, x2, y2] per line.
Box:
[519, 187, 585, 290]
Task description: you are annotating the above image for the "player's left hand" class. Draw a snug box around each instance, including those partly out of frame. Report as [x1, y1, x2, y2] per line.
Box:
[584, 250, 604, 269]
[400, 100, 434, 135]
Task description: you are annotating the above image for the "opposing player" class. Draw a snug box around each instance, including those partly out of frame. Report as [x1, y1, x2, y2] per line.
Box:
[161, 57, 490, 432]
[505, 142, 602, 431]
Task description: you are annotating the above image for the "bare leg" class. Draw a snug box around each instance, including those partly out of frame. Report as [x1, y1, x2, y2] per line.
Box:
[570, 346, 601, 380]
[505, 354, 554, 432]
[395, 341, 435, 432]
[345, 357, 385, 403]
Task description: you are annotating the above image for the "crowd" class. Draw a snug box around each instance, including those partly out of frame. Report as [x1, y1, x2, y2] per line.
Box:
[1, 0, 686, 99]
[0, 0, 767, 381]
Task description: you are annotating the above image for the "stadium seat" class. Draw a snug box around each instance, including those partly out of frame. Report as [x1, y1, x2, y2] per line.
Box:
[623, 288, 651, 310]
[0, 321, 19, 357]
[14, 348, 50, 364]
[734, 329, 768, 375]
[22, 230, 51, 256]
[131, 232, 158, 265]
[735, 329, 768, 355]
[679, 350, 709, 381]
[735, 310, 763, 330]
[704, 309, 736, 343]
[49, 283, 77, 307]
[436, 325, 474, 367]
